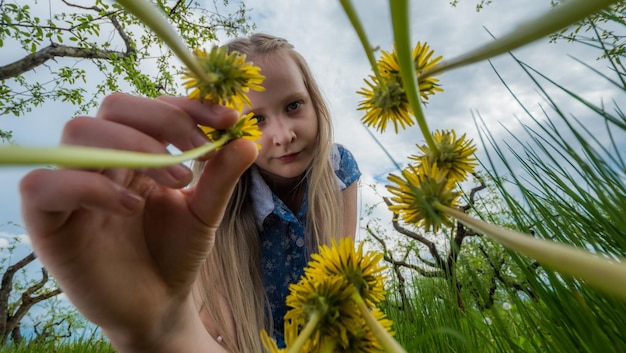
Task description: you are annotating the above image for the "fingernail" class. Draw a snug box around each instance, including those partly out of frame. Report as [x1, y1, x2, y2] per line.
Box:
[119, 189, 143, 212]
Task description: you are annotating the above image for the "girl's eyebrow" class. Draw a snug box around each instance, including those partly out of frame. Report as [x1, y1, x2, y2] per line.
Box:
[282, 91, 308, 103]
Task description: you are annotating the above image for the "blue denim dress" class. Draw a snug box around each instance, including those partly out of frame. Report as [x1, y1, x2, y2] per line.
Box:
[249, 144, 361, 348]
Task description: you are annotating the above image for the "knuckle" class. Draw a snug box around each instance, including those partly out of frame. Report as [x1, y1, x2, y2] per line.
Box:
[100, 92, 128, 109]
[62, 117, 93, 144]
[19, 169, 47, 196]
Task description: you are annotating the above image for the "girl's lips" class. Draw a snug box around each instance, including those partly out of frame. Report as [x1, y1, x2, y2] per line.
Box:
[277, 152, 299, 163]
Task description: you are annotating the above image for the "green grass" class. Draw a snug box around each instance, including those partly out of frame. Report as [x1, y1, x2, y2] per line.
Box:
[371, 7, 626, 353]
[0, 339, 115, 353]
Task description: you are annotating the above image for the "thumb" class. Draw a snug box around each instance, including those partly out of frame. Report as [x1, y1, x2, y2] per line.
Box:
[187, 138, 258, 228]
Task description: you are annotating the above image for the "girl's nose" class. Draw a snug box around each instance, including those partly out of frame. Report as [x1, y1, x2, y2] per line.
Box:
[271, 119, 296, 146]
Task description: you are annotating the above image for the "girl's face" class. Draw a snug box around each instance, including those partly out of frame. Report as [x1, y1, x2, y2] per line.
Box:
[244, 52, 319, 182]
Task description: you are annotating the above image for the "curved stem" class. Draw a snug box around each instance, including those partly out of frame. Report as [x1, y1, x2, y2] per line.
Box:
[419, 0, 618, 79]
[389, 0, 437, 152]
[0, 134, 230, 168]
[114, 0, 215, 82]
[338, 0, 383, 82]
[353, 291, 407, 353]
[437, 204, 626, 301]
[286, 310, 322, 353]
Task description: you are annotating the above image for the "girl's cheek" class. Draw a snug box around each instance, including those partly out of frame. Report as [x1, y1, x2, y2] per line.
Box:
[257, 137, 271, 152]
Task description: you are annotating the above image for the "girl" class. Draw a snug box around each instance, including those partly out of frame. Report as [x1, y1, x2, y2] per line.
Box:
[195, 34, 361, 352]
[19, 33, 360, 353]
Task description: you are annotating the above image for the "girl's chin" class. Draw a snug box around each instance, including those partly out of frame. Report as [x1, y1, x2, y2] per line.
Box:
[265, 169, 306, 181]
[257, 164, 308, 182]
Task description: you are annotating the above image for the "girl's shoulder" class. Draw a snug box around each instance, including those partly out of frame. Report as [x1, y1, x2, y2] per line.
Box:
[330, 143, 361, 189]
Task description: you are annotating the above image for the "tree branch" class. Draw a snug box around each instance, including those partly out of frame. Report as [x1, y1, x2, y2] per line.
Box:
[60, 1, 134, 56]
[0, 43, 130, 80]
[383, 197, 444, 266]
[1, 1, 135, 80]
[478, 244, 538, 300]
[366, 226, 444, 278]
[169, 0, 185, 15]
[6, 267, 62, 336]
[416, 252, 437, 268]
[462, 172, 487, 212]
[0, 252, 36, 341]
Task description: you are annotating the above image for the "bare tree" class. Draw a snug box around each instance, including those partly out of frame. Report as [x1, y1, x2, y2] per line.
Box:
[0, 252, 62, 343]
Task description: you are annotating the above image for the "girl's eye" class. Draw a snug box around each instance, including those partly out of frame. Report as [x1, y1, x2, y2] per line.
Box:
[252, 115, 265, 123]
[286, 101, 301, 112]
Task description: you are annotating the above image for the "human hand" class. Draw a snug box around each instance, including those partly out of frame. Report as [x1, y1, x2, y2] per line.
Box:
[20, 93, 257, 352]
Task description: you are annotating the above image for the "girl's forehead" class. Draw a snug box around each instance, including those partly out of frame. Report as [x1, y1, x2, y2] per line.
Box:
[244, 51, 309, 111]
[252, 50, 296, 70]
[254, 52, 304, 83]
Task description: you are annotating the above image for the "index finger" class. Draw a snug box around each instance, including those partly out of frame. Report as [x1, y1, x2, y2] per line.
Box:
[95, 94, 239, 155]
[156, 96, 240, 129]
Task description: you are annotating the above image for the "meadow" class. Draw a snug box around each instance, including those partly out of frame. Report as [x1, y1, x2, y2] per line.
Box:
[0, 0, 624, 352]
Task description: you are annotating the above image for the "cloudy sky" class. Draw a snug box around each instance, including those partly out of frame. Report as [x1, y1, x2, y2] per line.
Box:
[0, 1, 620, 255]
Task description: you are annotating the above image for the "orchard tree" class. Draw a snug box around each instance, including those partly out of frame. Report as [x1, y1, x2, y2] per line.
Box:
[0, 236, 69, 344]
[365, 174, 539, 314]
[0, 0, 255, 136]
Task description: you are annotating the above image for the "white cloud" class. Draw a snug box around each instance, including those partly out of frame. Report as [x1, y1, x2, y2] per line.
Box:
[0, 230, 31, 245]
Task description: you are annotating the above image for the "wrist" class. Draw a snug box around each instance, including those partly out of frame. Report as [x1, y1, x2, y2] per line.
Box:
[104, 296, 226, 353]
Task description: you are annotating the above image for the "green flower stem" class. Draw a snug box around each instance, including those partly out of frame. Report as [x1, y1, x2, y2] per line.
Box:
[338, 0, 383, 82]
[0, 134, 230, 168]
[353, 291, 407, 353]
[438, 204, 626, 302]
[114, 0, 215, 83]
[286, 310, 322, 353]
[389, 0, 437, 153]
[419, 0, 618, 79]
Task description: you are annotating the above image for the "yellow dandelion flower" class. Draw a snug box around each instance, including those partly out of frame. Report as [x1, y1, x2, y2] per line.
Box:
[260, 318, 303, 353]
[357, 75, 413, 133]
[284, 318, 300, 348]
[286, 275, 360, 350]
[306, 238, 387, 309]
[386, 163, 460, 232]
[371, 308, 394, 335]
[283, 239, 403, 353]
[230, 112, 263, 142]
[378, 42, 444, 101]
[337, 308, 394, 353]
[260, 329, 286, 353]
[357, 42, 443, 134]
[410, 130, 477, 182]
[199, 112, 262, 149]
[183, 46, 265, 112]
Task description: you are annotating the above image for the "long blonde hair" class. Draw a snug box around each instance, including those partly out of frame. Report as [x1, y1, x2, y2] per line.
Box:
[193, 33, 344, 353]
